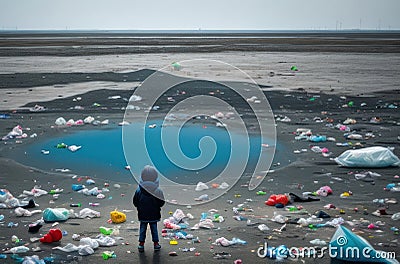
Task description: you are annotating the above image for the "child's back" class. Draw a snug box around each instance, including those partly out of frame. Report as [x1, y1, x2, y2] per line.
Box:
[133, 165, 165, 252]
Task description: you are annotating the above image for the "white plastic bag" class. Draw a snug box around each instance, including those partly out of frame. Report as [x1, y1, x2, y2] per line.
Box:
[43, 208, 70, 222]
[55, 117, 66, 126]
[334, 146, 400, 167]
[195, 182, 208, 191]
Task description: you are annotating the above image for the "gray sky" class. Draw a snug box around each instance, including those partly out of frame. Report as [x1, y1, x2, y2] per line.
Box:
[1, 0, 399, 30]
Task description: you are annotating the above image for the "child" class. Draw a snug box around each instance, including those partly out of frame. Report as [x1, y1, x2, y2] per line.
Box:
[133, 165, 165, 252]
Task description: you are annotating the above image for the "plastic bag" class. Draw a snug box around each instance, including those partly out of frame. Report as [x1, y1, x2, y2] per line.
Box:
[79, 245, 94, 256]
[84, 116, 95, 124]
[15, 207, 42, 217]
[218, 182, 229, 189]
[95, 235, 116, 247]
[172, 209, 185, 222]
[334, 146, 400, 167]
[265, 194, 289, 206]
[78, 208, 100, 218]
[43, 208, 70, 222]
[79, 237, 99, 249]
[110, 210, 126, 224]
[40, 228, 62, 243]
[2, 125, 24, 140]
[195, 182, 208, 191]
[7, 246, 29, 254]
[53, 243, 80, 252]
[55, 117, 66, 126]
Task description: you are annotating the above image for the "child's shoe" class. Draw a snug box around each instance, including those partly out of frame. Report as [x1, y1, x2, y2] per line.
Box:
[138, 242, 145, 252]
[154, 242, 161, 251]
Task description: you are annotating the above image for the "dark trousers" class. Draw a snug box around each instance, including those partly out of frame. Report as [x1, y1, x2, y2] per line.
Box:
[139, 221, 159, 243]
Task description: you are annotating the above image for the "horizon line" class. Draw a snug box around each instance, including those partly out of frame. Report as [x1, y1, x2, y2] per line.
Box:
[1, 28, 400, 33]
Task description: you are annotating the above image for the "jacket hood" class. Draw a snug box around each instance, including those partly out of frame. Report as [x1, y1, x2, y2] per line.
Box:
[139, 179, 160, 194]
[141, 165, 158, 182]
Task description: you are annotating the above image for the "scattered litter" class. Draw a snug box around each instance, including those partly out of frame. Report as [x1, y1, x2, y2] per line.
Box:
[354, 171, 381, 182]
[68, 145, 82, 152]
[309, 135, 327, 142]
[345, 133, 363, 140]
[55, 117, 67, 126]
[310, 238, 327, 246]
[265, 194, 289, 206]
[171, 62, 182, 71]
[5, 246, 29, 254]
[195, 182, 209, 191]
[343, 118, 356, 125]
[0, 113, 10, 119]
[78, 208, 100, 218]
[316, 186, 333, 196]
[84, 116, 95, 124]
[14, 207, 41, 217]
[218, 182, 229, 189]
[119, 121, 130, 126]
[2, 125, 26, 140]
[258, 224, 270, 231]
[214, 237, 247, 247]
[130, 95, 142, 102]
[392, 212, 400, 221]
[195, 194, 209, 201]
[213, 252, 231, 259]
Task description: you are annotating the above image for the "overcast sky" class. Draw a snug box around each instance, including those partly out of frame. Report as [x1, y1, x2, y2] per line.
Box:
[0, 0, 399, 30]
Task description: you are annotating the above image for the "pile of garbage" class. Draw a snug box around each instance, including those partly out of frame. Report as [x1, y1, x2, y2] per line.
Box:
[1, 125, 27, 141]
[54, 116, 109, 127]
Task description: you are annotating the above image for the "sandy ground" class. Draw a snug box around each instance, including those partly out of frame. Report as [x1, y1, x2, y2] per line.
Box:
[1, 52, 400, 103]
[0, 33, 399, 263]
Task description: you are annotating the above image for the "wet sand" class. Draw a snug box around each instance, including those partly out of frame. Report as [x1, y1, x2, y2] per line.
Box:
[0, 33, 399, 263]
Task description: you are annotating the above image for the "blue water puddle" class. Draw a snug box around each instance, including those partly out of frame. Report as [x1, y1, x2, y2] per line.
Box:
[21, 128, 131, 182]
[15, 120, 286, 184]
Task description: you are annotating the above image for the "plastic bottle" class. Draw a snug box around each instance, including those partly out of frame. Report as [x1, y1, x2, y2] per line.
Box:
[200, 212, 208, 220]
[72, 184, 84, 191]
[233, 215, 247, 221]
[70, 203, 81, 207]
[102, 252, 116, 260]
[11, 235, 19, 243]
[89, 203, 99, 207]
